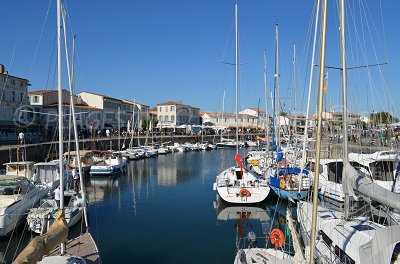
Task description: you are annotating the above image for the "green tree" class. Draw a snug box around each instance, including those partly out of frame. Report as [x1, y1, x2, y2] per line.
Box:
[370, 112, 399, 125]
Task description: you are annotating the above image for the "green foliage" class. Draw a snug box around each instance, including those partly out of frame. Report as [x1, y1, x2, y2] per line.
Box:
[369, 112, 399, 125]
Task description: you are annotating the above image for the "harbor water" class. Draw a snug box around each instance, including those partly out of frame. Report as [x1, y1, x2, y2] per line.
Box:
[0, 148, 294, 263]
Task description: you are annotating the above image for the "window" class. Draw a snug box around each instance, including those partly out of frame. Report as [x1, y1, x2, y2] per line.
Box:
[171, 115, 175, 122]
[11, 91, 15, 101]
[11, 79, 16, 85]
[33, 96, 39, 103]
[20, 93, 23, 102]
[171, 106, 175, 111]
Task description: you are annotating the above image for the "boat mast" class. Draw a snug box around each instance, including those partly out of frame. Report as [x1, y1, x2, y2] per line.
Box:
[263, 49, 269, 147]
[339, 0, 350, 219]
[293, 43, 297, 137]
[61, 4, 89, 231]
[309, 0, 327, 262]
[274, 22, 280, 148]
[300, 0, 320, 170]
[235, 0, 239, 154]
[57, 0, 65, 255]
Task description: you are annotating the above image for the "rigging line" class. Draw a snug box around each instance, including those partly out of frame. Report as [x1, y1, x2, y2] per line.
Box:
[299, 0, 318, 115]
[347, 1, 382, 115]
[13, 191, 41, 262]
[362, 1, 395, 113]
[0, 0, 31, 105]
[358, 1, 390, 113]
[45, 32, 57, 90]
[364, 0, 388, 63]
[379, 0, 388, 62]
[28, 0, 53, 79]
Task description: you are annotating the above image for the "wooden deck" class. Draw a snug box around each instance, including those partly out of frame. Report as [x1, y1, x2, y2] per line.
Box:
[48, 232, 102, 264]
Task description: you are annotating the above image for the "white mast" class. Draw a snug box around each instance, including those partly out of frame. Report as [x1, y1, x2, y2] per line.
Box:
[274, 22, 280, 147]
[61, 4, 89, 231]
[293, 43, 297, 136]
[309, 0, 327, 261]
[57, 0, 65, 255]
[263, 49, 269, 143]
[235, 0, 239, 154]
[300, 0, 320, 170]
[339, 0, 350, 219]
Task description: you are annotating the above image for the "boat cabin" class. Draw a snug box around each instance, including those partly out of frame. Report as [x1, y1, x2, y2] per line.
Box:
[3, 161, 35, 180]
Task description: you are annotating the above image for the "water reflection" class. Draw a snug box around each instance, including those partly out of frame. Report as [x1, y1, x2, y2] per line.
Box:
[214, 197, 295, 257]
[85, 175, 120, 204]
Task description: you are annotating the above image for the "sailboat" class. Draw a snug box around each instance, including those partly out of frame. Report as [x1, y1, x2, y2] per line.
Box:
[14, 0, 101, 263]
[213, 0, 269, 204]
[297, 0, 400, 263]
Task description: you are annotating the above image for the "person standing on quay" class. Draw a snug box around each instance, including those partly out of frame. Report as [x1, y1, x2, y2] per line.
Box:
[18, 131, 24, 145]
[106, 129, 110, 138]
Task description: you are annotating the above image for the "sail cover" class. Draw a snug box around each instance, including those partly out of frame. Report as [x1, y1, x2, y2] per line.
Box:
[13, 209, 68, 264]
[342, 160, 357, 198]
[342, 160, 400, 210]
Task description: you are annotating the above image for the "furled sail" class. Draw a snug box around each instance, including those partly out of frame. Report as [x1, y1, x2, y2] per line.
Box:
[342, 160, 400, 210]
[13, 209, 68, 264]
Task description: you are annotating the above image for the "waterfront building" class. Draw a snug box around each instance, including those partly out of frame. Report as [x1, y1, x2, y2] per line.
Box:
[78, 91, 123, 131]
[0, 64, 30, 132]
[239, 108, 271, 129]
[200, 112, 258, 128]
[121, 100, 149, 131]
[157, 101, 200, 127]
[28, 89, 102, 136]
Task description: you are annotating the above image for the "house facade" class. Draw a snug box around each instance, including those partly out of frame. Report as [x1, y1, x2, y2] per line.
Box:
[201, 112, 258, 128]
[157, 101, 200, 127]
[0, 64, 30, 129]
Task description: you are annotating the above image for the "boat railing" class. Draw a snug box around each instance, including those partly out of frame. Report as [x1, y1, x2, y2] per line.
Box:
[236, 235, 294, 257]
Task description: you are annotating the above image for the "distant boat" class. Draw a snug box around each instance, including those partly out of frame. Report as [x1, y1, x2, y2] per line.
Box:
[90, 151, 127, 175]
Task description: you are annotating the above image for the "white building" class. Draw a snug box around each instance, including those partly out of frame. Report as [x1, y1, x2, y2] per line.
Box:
[157, 101, 200, 127]
[239, 108, 271, 129]
[201, 112, 258, 128]
[0, 64, 30, 129]
[78, 91, 123, 130]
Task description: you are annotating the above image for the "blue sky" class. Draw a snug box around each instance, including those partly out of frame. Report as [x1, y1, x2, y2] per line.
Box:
[0, 0, 399, 116]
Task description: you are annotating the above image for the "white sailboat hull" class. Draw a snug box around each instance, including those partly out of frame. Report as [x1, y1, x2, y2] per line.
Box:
[215, 167, 270, 204]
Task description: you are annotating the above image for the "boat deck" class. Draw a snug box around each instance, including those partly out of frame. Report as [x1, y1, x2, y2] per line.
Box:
[48, 232, 101, 264]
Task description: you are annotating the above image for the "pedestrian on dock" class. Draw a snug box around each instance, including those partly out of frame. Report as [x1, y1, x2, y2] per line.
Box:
[18, 131, 24, 145]
[106, 129, 110, 138]
[54, 186, 60, 208]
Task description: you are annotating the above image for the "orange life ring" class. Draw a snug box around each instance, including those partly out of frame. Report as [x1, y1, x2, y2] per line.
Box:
[270, 228, 285, 248]
[239, 188, 251, 197]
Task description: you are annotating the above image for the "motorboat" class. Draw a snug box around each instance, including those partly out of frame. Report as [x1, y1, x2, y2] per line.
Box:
[33, 160, 68, 190]
[90, 151, 127, 175]
[64, 150, 95, 174]
[0, 176, 48, 237]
